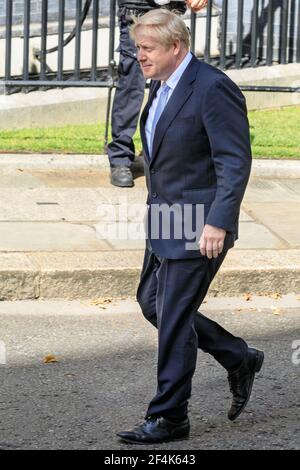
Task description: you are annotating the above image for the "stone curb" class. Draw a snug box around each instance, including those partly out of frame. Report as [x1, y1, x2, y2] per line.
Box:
[1, 250, 299, 300]
[0, 154, 110, 169]
[0, 154, 300, 178]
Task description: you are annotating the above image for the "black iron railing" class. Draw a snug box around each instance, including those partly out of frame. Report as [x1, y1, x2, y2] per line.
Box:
[1, 0, 116, 89]
[1, 0, 300, 89]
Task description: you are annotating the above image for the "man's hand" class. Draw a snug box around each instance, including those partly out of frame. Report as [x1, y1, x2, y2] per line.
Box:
[186, 0, 208, 13]
[199, 224, 226, 259]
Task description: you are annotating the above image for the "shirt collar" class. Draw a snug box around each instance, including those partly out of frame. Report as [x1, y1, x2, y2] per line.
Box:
[164, 51, 193, 91]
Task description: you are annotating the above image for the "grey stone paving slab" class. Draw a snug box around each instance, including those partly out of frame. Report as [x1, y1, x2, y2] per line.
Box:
[0, 169, 44, 188]
[25, 169, 109, 188]
[276, 179, 300, 196]
[239, 209, 254, 222]
[0, 188, 110, 221]
[27, 251, 144, 270]
[235, 221, 286, 249]
[0, 222, 111, 251]
[243, 203, 300, 247]
[96, 186, 148, 204]
[105, 238, 146, 250]
[223, 248, 300, 268]
[244, 179, 300, 203]
[0, 154, 108, 170]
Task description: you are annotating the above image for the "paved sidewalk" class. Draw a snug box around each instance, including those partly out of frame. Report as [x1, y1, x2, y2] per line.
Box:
[0, 296, 299, 450]
[0, 156, 300, 299]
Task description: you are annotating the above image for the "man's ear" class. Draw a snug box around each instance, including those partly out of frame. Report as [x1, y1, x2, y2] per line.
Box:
[173, 39, 181, 55]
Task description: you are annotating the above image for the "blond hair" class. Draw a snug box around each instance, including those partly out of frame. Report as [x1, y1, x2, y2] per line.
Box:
[130, 9, 190, 50]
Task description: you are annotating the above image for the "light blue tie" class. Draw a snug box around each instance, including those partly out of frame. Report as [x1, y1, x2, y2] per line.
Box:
[149, 83, 170, 157]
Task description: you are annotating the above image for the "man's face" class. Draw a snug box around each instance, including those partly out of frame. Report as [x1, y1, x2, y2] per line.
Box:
[134, 27, 180, 81]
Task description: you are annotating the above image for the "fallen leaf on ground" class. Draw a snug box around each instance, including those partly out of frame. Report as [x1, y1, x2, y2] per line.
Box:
[236, 307, 258, 312]
[244, 293, 252, 301]
[43, 355, 58, 364]
[269, 293, 281, 300]
[90, 298, 112, 306]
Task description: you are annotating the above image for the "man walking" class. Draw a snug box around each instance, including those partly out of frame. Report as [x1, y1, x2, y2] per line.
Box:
[117, 9, 264, 444]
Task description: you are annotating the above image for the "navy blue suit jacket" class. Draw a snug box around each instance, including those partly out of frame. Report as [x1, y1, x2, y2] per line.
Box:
[140, 54, 252, 259]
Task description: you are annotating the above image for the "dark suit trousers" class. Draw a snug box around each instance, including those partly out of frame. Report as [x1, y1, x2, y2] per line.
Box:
[136, 247, 248, 420]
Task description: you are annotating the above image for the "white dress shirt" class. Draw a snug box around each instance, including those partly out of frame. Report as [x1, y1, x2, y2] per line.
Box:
[145, 51, 193, 154]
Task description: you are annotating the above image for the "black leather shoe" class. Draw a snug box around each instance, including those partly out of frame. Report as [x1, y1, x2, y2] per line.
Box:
[117, 416, 190, 444]
[227, 347, 264, 421]
[110, 166, 134, 187]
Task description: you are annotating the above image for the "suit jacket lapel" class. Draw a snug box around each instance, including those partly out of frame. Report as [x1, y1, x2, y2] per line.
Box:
[140, 55, 199, 165]
[140, 80, 161, 162]
[150, 56, 199, 165]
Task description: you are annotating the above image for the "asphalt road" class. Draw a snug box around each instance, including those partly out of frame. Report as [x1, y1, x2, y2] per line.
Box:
[0, 297, 299, 450]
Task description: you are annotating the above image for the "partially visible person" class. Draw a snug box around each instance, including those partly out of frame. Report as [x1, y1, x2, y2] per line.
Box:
[107, 0, 208, 187]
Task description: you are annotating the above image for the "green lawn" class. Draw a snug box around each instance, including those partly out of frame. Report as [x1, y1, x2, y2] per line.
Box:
[0, 105, 299, 158]
[248, 105, 300, 158]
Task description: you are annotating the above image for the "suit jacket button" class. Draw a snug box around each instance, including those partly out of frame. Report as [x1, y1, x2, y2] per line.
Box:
[152, 192, 157, 198]
[151, 169, 155, 174]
